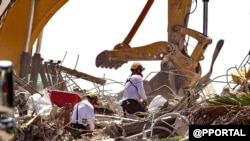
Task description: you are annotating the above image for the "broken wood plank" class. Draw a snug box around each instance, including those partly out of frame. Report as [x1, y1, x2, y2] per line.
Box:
[55, 65, 106, 85]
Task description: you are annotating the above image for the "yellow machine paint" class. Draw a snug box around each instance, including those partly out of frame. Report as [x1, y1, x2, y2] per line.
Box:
[0, 0, 68, 74]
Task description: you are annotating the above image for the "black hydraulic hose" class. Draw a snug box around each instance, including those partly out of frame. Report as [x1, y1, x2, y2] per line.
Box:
[203, 0, 209, 36]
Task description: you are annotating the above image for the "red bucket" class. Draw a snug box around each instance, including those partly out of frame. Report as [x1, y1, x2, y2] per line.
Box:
[49, 90, 82, 107]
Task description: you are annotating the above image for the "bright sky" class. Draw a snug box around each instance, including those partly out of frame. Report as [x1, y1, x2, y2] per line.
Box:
[39, 0, 250, 94]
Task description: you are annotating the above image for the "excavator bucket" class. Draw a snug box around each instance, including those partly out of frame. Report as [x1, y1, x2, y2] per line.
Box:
[95, 0, 220, 108]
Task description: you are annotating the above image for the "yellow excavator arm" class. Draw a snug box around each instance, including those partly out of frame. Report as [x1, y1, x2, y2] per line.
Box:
[96, 0, 214, 88]
[1, 0, 107, 91]
[0, 0, 68, 74]
[95, 0, 225, 108]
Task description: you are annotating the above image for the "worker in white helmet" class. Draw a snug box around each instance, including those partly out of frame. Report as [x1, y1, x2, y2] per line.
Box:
[69, 92, 98, 138]
[120, 61, 148, 118]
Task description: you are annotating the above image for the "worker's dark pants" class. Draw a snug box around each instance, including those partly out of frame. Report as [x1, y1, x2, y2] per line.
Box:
[121, 99, 146, 118]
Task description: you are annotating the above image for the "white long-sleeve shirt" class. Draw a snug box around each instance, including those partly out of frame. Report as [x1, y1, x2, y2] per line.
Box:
[70, 99, 95, 130]
[122, 74, 147, 101]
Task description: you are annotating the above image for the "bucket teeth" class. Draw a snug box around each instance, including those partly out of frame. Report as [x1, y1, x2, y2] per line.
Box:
[96, 51, 127, 69]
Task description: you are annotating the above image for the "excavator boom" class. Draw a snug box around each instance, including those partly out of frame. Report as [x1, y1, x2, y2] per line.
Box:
[0, 0, 68, 74]
[1, 0, 107, 91]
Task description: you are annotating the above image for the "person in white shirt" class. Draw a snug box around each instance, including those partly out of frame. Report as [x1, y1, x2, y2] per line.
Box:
[69, 92, 98, 138]
[121, 62, 148, 118]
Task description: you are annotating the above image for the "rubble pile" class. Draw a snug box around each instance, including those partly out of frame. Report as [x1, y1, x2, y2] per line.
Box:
[7, 53, 250, 141]
[12, 88, 191, 141]
[189, 105, 250, 125]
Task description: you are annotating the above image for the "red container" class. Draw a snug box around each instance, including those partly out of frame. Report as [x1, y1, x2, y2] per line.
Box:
[49, 90, 82, 107]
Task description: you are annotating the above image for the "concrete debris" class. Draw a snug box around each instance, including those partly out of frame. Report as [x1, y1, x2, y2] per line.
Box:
[3, 57, 249, 141]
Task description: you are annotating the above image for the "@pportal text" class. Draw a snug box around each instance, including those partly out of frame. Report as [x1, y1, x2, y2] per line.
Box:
[193, 128, 246, 138]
